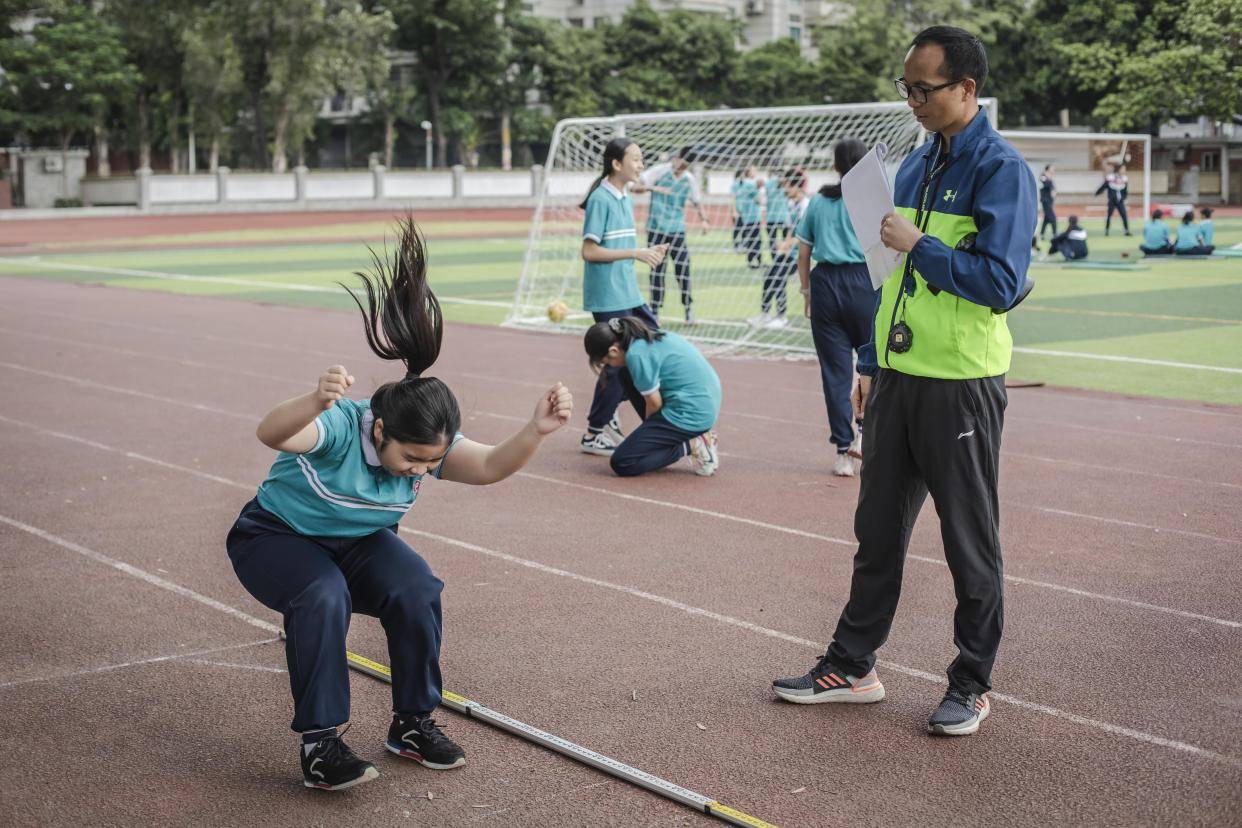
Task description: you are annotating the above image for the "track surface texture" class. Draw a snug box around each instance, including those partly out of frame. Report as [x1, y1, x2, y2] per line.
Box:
[2, 277, 1241, 827]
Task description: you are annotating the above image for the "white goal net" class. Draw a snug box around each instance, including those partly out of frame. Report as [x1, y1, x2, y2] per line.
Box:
[509, 100, 996, 357]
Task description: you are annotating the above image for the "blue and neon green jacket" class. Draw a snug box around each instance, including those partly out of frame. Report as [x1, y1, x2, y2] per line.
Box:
[859, 109, 1037, 380]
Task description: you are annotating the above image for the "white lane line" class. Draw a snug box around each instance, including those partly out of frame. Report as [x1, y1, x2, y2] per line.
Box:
[13, 307, 1242, 447]
[1031, 507, 1240, 546]
[1, 258, 513, 308]
[1, 500, 1234, 768]
[0, 638, 278, 690]
[184, 659, 286, 674]
[0, 361, 254, 421]
[9, 323, 1239, 495]
[398, 527, 1241, 768]
[1012, 346, 1242, 375]
[3, 410, 1239, 628]
[0, 513, 281, 635]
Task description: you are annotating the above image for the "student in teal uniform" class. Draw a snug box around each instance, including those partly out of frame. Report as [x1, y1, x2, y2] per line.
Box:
[796, 138, 871, 477]
[751, 167, 810, 329]
[733, 165, 763, 268]
[578, 138, 669, 457]
[226, 220, 573, 791]
[635, 145, 709, 324]
[1139, 209, 1174, 256]
[1200, 207, 1216, 252]
[764, 167, 792, 263]
[1174, 210, 1213, 256]
[583, 317, 721, 477]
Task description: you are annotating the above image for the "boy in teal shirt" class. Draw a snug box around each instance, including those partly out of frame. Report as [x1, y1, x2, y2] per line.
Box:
[1139, 208, 1174, 256]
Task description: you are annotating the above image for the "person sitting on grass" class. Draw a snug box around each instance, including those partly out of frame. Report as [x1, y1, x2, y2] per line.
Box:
[1041, 215, 1088, 261]
[1200, 207, 1216, 252]
[226, 218, 573, 792]
[1175, 210, 1214, 256]
[1140, 208, 1174, 256]
[583, 316, 721, 477]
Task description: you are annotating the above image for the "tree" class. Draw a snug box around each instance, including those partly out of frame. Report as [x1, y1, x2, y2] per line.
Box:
[0, 3, 134, 191]
[182, 5, 244, 171]
[1095, 0, 1242, 130]
[732, 38, 819, 109]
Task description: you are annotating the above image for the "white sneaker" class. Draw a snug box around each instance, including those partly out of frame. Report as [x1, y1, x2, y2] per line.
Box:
[580, 431, 619, 457]
[687, 432, 719, 476]
[747, 312, 771, 327]
[764, 315, 790, 329]
[847, 428, 863, 461]
[832, 452, 855, 477]
[603, 415, 625, 445]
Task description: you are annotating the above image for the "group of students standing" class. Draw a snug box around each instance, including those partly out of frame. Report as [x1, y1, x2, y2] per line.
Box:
[578, 136, 879, 480]
[1038, 163, 1218, 261]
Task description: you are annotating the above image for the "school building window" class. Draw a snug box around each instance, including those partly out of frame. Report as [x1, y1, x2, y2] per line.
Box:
[1201, 151, 1219, 172]
[567, 16, 583, 27]
[789, 25, 802, 39]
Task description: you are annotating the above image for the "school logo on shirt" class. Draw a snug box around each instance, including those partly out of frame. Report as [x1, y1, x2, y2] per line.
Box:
[943, 189, 957, 203]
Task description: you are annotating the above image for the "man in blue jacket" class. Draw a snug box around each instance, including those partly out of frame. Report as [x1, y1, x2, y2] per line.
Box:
[773, 26, 1036, 737]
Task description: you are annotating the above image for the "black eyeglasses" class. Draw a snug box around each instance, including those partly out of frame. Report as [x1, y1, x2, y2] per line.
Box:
[894, 77, 961, 105]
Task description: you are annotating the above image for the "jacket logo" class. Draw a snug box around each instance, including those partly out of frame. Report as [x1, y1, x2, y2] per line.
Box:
[943, 189, 957, 203]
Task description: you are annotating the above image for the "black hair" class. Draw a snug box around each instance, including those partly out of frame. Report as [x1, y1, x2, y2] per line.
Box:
[1201, 206, 1213, 219]
[784, 166, 807, 191]
[676, 145, 695, 162]
[583, 317, 664, 371]
[1043, 164, 1053, 172]
[910, 26, 988, 95]
[342, 217, 461, 448]
[580, 137, 635, 210]
[820, 137, 868, 199]
[1152, 208, 1163, 220]
[1067, 215, 1080, 228]
[1183, 211, 1195, 224]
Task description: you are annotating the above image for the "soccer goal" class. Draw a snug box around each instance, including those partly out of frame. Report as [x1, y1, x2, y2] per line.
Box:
[508, 100, 1001, 357]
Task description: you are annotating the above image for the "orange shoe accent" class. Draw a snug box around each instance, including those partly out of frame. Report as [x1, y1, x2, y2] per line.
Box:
[827, 674, 845, 687]
[816, 677, 831, 689]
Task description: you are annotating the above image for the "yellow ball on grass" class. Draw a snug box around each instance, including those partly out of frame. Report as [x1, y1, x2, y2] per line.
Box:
[546, 299, 569, 323]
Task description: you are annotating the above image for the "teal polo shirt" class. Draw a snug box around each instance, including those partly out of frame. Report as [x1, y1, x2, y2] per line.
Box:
[1175, 222, 1204, 250]
[765, 176, 790, 224]
[582, 179, 643, 312]
[626, 331, 721, 434]
[256, 398, 463, 538]
[734, 179, 761, 224]
[1201, 219, 1214, 246]
[795, 193, 866, 265]
[1143, 220, 1170, 248]
[642, 163, 699, 235]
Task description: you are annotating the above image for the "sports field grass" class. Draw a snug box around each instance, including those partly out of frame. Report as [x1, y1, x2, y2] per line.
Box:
[2, 214, 1239, 405]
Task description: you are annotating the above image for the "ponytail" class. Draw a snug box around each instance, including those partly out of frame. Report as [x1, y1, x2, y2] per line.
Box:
[342, 216, 461, 446]
[580, 137, 635, 210]
[583, 316, 663, 371]
[819, 136, 867, 199]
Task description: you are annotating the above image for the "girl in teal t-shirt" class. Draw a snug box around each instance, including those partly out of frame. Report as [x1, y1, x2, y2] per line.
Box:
[1174, 210, 1212, 256]
[583, 317, 721, 478]
[733, 166, 763, 268]
[227, 219, 574, 791]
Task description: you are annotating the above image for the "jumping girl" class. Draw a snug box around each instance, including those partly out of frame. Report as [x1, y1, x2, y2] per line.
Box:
[583, 317, 721, 477]
[578, 137, 668, 457]
[226, 220, 573, 791]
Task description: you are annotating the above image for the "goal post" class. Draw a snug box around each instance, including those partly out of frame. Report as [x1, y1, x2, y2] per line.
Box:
[508, 99, 1014, 357]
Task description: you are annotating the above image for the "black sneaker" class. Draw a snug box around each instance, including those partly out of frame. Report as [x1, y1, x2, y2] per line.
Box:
[772, 656, 885, 704]
[385, 714, 466, 770]
[301, 729, 378, 790]
[927, 687, 990, 736]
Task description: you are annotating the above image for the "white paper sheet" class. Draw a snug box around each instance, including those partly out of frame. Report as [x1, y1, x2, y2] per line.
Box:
[841, 142, 903, 289]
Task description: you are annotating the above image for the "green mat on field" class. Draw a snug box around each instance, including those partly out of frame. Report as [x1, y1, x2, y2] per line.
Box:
[1212, 249, 1242, 258]
[1062, 261, 1149, 271]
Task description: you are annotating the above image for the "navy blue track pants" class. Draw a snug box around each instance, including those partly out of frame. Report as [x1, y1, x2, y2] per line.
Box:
[809, 261, 876, 451]
[227, 499, 444, 732]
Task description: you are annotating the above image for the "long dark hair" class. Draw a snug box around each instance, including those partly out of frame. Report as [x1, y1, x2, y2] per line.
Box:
[583, 317, 664, 371]
[819, 137, 868, 199]
[342, 217, 461, 447]
[580, 137, 635, 209]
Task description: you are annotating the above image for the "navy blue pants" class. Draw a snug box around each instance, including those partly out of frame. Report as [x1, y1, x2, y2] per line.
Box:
[1039, 200, 1057, 238]
[587, 304, 658, 431]
[1105, 197, 1129, 233]
[609, 372, 701, 476]
[739, 222, 762, 267]
[762, 225, 794, 315]
[647, 231, 691, 317]
[809, 262, 876, 452]
[227, 499, 444, 732]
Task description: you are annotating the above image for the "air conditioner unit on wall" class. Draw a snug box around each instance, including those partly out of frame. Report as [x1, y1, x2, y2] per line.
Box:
[43, 155, 63, 173]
